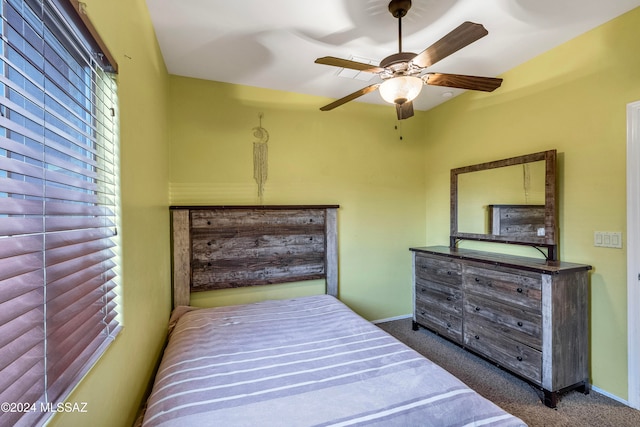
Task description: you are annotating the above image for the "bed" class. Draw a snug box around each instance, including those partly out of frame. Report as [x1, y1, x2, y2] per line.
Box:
[141, 206, 526, 426]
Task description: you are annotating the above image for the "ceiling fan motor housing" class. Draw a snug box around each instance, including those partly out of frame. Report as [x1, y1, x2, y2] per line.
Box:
[379, 52, 419, 77]
[388, 0, 411, 18]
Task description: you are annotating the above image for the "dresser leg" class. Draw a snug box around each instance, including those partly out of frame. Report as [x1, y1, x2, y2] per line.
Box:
[577, 379, 591, 395]
[412, 321, 419, 331]
[543, 390, 558, 408]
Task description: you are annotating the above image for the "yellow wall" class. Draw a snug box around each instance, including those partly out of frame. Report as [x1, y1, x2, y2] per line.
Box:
[168, 76, 427, 320]
[48, 1, 172, 426]
[421, 7, 640, 399]
[44, 3, 640, 425]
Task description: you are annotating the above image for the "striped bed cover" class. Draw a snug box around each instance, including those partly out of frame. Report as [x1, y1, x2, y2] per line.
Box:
[142, 295, 526, 427]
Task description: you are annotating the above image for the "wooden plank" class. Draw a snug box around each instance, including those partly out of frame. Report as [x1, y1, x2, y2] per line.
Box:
[191, 209, 326, 228]
[415, 301, 463, 343]
[464, 263, 542, 311]
[410, 246, 592, 275]
[192, 259, 326, 290]
[416, 279, 463, 316]
[191, 226, 326, 239]
[465, 293, 541, 350]
[170, 205, 339, 210]
[489, 205, 545, 237]
[171, 209, 190, 308]
[543, 270, 590, 391]
[464, 320, 542, 384]
[191, 235, 325, 260]
[544, 149, 557, 246]
[325, 207, 338, 297]
[415, 255, 462, 285]
[541, 274, 553, 390]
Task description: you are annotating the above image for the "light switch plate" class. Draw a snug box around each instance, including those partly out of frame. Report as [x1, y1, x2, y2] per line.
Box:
[594, 231, 623, 248]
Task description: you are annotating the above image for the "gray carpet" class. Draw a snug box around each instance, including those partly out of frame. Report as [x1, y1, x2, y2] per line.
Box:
[377, 318, 640, 427]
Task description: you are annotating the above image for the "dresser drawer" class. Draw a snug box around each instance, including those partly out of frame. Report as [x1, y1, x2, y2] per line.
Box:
[415, 279, 462, 316]
[465, 294, 541, 350]
[415, 299, 463, 343]
[464, 264, 541, 311]
[464, 321, 542, 384]
[415, 255, 461, 286]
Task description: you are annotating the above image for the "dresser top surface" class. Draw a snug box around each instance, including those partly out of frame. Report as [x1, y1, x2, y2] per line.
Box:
[410, 246, 592, 274]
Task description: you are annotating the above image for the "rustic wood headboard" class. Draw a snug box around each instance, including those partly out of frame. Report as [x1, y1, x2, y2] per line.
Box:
[170, 205, 339, 308]
[488, 204, 546, 238]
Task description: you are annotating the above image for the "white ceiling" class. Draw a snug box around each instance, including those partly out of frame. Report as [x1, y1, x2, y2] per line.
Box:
[145, 0, 640, 112]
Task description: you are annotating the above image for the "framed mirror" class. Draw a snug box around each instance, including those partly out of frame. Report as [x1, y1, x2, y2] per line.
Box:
[450, 150, 558, 260]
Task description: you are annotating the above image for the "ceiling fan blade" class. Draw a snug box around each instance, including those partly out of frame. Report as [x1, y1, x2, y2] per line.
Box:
[315, 56, 385, 74]
[396, 101, 414, 120]
[320, 84, 381, 111]
[411, 22, 488, 69]
[425, 73, 503, 92]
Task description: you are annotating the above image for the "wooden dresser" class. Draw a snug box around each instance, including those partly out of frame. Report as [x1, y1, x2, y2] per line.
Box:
[411, 246, 591, 408]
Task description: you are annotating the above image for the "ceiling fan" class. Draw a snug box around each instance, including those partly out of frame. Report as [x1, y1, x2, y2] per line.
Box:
[315, 0, 503, 120]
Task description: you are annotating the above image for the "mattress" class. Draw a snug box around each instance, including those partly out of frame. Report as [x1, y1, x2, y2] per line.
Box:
[142, 295, 526, 427]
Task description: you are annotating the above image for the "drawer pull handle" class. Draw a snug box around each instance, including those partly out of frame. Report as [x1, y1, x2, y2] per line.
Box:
[516, 356, 523, 361]
[475, 335, 480, 340]
[475, 277, 480, 282]
[517, 288, 523, 293]
[517, 321, 523, 327]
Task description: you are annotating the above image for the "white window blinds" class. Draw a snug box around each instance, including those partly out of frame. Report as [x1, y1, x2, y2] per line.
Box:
[0, 0, 119, 425]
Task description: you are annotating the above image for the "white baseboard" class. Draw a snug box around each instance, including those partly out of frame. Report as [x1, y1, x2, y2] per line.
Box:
[591, 385, 630, 407]
[371, 313, 412, 324]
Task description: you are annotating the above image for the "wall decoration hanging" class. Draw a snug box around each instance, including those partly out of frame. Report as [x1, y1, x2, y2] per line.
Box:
[252, 113, 269, 202]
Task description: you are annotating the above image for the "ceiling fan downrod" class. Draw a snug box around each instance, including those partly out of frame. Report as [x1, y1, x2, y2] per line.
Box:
[389, 0, 411, 53]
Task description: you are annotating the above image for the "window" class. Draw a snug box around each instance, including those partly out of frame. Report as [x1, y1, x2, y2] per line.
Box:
[0, 0, 119, 425]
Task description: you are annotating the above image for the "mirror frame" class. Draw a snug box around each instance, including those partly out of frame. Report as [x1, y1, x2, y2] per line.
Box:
[450, 149, 558, 260]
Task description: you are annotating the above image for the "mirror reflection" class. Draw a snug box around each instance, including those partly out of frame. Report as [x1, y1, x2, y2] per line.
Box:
[457, 161, 546, 234]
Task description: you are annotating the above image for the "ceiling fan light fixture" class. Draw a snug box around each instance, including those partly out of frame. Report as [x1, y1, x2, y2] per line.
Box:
[379, 75, 423, 105]
[314, 2, 500, 117]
